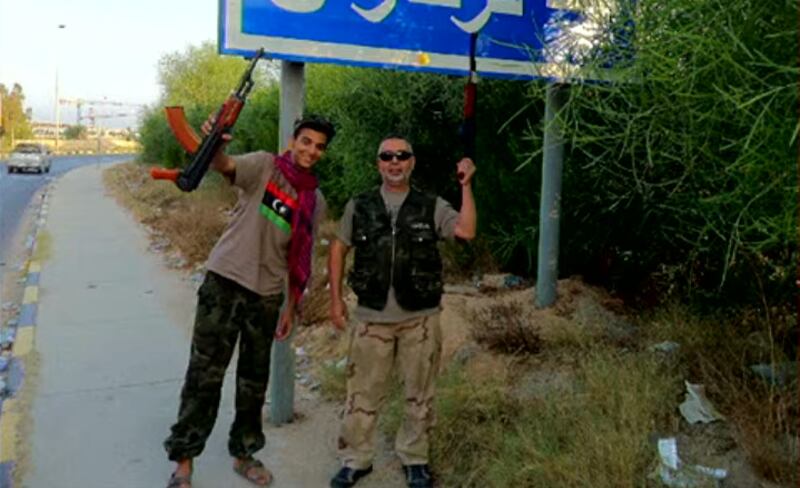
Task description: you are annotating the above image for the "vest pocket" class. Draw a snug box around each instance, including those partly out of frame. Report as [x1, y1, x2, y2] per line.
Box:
[408, 229, 440, 267]
[406, 230, 442, 301]
[352, 233, 374, 258]
[409, 267, 443, 290]
[347, 268, 373, 296]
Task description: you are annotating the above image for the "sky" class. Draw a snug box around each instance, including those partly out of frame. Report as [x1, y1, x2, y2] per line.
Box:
[0, 0, 218, 129]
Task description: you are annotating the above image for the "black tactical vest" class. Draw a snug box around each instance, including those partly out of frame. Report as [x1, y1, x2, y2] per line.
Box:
[347, 187, 443, 311]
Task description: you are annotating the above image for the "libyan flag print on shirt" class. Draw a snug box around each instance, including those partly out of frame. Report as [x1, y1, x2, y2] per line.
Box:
[260, 181, 297, 234]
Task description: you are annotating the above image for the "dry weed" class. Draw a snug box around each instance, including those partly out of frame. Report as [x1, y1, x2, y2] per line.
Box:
[469, 301, 542, 354]
[645, 304, 798, 486]
[299, 220, 338, 326]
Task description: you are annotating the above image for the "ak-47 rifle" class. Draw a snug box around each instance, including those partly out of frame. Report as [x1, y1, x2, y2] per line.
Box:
[150, 48, 264, 192]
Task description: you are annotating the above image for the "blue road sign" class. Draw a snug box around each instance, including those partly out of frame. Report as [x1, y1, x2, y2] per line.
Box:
[220, 0, 629, 80]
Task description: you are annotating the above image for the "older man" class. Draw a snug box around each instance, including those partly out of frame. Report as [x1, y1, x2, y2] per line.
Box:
[328, 134, 476, 488]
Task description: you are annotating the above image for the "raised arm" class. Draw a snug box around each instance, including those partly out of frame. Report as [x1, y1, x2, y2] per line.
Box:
[200, 116, 236, 180]
[453, 157, 477, 240]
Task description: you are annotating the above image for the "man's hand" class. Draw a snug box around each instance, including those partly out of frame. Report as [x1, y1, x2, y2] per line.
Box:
[457, 157, 476, 185]
[200, 114, 233, 142]
[274, 308, 294, 341]
[201, 114, 235, 177]
[330, 298, 348, 331]
[454, 157, 477, 240]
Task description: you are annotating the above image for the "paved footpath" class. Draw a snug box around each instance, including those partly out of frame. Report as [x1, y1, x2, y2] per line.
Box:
[7, 164, 406, 488]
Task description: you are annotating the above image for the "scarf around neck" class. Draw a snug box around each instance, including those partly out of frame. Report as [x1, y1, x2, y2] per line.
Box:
[275, 150, 318, 305]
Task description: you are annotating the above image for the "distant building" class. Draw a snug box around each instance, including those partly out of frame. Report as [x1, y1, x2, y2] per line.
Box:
[31, 122, 63, 138]
[30, 121, 138, 140]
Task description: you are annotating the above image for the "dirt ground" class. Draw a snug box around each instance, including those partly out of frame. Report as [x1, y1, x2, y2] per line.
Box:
[292, 275, 789, 488]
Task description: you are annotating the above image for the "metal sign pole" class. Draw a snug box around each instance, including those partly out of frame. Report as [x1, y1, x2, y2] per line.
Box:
[535, 82, 565, 308]
[270, 60, 305, 425]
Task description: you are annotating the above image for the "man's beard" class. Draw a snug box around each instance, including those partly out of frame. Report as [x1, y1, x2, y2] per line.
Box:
[383, 170, 411, 185]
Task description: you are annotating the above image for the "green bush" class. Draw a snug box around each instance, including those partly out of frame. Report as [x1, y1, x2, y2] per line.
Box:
[306, 65, 539, 220]
[514, 0, 797, 304]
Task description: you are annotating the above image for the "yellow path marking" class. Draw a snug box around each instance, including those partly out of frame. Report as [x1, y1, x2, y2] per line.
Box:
[14, 327, 34, 356]
[0, 398, 19, 462]
[22, 286, 38, 305]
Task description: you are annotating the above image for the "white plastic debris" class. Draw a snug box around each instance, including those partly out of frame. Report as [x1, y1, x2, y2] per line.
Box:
[658, 437, 680, 470]
[656, 438, 728, 487]
[678, 382, 724, 424]
[649, 341, 680, 354]
[443, 284, 481, 296]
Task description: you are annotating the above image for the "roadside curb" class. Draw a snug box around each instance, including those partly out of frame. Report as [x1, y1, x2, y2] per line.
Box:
[0, 186, 52, 487]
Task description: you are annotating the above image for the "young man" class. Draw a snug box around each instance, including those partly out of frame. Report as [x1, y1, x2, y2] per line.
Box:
[328, 135, 476, 488]
[164, 116, 335, 488]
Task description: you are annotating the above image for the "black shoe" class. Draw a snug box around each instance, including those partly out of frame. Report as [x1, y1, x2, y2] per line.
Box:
[402, 464, 434, 488]
[330, 465, 373, 488]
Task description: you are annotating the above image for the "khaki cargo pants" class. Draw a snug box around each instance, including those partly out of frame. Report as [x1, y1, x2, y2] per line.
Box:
[338, 314, 442, 469]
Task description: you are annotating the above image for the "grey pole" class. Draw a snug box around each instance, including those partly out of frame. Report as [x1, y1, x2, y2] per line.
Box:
[535, 82, 565, 308]
[55, 70, 60, 154]
[54, 24, 66, 155]
[269, 60, 306, 425]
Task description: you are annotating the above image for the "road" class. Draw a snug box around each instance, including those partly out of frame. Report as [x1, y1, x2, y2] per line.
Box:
[0, 155, 132, 286]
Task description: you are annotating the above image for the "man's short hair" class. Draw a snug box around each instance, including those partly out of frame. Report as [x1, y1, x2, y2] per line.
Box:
[378, 133, 414, 154]
[293, 115, 336, 143]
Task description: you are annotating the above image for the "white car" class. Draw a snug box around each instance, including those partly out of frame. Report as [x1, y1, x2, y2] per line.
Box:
[7, 143, 52, 174]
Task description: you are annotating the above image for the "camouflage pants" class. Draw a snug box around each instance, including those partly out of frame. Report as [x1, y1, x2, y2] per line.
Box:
[164, 271, 282, 461]
[338, 314, 442, 469]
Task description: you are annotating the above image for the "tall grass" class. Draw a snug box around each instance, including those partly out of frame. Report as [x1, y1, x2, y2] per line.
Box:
[489, 353, 676, 488]
[418, 350, 678, 488]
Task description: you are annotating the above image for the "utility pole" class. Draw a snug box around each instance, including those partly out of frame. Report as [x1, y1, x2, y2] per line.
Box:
[55, 72, 60, 153]
[54, 23, 66, 154]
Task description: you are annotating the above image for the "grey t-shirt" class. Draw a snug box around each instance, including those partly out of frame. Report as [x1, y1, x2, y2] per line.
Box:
[337, 186, 459, 323]
[206, 151, 327, 296]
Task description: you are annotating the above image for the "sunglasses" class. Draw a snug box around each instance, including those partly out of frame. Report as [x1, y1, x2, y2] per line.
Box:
[378, 150, 414, 162]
